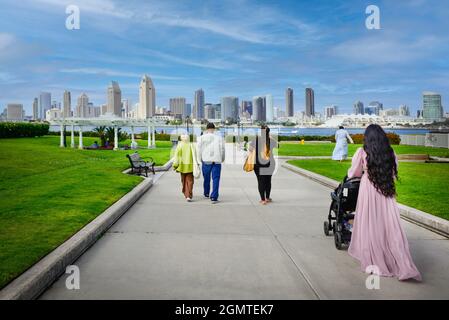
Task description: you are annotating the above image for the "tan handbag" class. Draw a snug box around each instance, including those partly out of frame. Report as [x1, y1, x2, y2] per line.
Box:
[243, 149, 256, 172]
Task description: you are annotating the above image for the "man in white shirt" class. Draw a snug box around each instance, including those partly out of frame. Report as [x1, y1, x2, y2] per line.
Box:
[196, 122, 225, 203]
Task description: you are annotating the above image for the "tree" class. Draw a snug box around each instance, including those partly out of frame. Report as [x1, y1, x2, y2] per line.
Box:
[105, 127, 128, 144]
[93, 126, 107, 147]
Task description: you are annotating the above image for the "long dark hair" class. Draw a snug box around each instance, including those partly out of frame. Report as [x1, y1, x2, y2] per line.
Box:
[363, 124, 398, 198]
[260, 124, 270, 152]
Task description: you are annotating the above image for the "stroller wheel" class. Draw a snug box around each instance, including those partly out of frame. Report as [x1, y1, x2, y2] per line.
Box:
[334, 231, 343, 250]
[323, 221, 330, 236]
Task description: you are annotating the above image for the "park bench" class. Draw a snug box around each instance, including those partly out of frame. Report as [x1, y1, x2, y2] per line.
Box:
[126, 152, 155, 177]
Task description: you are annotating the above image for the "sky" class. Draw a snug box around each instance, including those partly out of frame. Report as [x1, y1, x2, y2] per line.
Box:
[0, 0, 448, 116]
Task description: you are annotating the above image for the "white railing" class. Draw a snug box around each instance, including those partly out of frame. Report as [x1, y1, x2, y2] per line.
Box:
[400, 134, 449, 148]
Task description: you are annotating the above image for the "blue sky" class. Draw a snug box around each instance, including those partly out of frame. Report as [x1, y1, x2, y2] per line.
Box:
[0, 0, 448, 115]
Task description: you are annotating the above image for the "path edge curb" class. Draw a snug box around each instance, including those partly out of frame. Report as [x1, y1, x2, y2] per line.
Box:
[0, 177, 154, 300]
[282, 162, 449, 238]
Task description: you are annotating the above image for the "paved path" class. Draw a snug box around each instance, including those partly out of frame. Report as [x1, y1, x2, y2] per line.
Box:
[41, 147, 449, 299]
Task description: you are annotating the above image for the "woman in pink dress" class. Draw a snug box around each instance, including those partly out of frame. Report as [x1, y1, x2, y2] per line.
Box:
[347, 124, 421, 281]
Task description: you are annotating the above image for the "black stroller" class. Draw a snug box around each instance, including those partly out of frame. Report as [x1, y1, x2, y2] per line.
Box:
[323, 176, 361, 250]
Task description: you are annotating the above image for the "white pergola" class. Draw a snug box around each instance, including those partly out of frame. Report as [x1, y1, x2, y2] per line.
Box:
[51, 117, 157, 150]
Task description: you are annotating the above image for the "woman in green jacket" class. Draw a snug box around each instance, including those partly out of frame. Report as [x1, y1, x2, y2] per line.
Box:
[173, 134, 196, 202]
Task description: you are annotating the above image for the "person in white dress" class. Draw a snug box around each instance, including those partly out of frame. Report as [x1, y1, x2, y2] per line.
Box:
[332, 126, 354, 161]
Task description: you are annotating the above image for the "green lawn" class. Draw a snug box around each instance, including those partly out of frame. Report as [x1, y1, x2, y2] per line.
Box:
[287, 159, 449, 220]
[278, 142, 449, 158]
[0, 136, 172, 288]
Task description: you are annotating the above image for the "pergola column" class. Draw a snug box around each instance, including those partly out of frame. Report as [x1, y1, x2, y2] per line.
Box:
[78, 126, 83, 149]
[131, 126, 135, 143]
[151, 122, 156, 148]
[147, 125, 152, 149]
[70, 125, 75, 148]
[59, 124, 65, 148]
[114, 126, 119, 150]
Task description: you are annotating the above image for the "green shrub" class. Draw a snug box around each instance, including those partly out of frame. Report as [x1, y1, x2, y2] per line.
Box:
[0, 122, 49, 138]
[350, 133, 401, 145]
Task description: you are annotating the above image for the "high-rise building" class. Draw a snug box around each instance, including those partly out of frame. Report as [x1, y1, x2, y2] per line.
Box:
[63, 90, 71, 118]
[193, 89, 205, 119]
[422, 92, 443, 122]
[252, 96, 266, 122]
[138, 74, 155, 119]
[185, 103, 192, 118]
[265, 94, 274, 122]
[353, 101, 364, 115]
[121, 99, 129, 118]
[365, 101, 383, 115]
[240, 100, 252, 116]
[169, 97, 186, 119]
[76, 93, 89, 118]
[204, 104, 215, 120]
[6, 103, 24, 121]
[32, 98, 38, 120]
[221, 96, 239, 122]
[39, 92, 51, 120]
[399, 105, 410, 116]
[107, 81, 122, 116]
[325, 105, 338, 119]
[305, 88, 315, 117]
[213, 103, 221, 120]
[286, 87, 294, 117]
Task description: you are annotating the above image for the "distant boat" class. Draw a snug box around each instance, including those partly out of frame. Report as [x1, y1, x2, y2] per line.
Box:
[291, 130, 299, 134]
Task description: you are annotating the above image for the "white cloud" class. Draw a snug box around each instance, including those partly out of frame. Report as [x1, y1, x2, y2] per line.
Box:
[144, 49, 236, 70]
[331, 34, 440, 64]
[59, 67, 185, 80]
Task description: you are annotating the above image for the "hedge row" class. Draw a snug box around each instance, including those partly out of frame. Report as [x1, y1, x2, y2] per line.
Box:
[0, 122, 49, 138]
[350, 133, 401, 145]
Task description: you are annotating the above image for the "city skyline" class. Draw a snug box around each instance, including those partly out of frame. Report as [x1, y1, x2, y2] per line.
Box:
[1, 0, 449, 115]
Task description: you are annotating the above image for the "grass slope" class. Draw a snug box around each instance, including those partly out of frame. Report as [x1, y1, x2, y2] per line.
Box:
[287, 159, 449, 220]
[0, 136, 172, 288]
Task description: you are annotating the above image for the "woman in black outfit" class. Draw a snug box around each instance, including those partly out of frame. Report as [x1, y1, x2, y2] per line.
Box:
[249, 125, 278, 205]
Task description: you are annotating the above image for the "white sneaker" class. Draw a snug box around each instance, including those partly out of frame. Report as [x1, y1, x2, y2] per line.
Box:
[186, 197, 192, 202]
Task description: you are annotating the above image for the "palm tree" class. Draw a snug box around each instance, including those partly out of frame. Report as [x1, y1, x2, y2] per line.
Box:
[94, 126, 107, 147]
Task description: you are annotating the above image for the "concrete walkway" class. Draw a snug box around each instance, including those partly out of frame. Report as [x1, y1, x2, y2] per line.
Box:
[41, 147, 449, 299]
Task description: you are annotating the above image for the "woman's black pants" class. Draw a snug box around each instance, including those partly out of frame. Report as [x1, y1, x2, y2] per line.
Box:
[254, 169, 272, 201]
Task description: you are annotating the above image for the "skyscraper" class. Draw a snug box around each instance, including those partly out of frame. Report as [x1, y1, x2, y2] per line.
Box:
[204, 104, 215, 120]
[240, 100, 252, 116]
[366, 101, 383, 115]
[32, 98, 38, 120]
[138, 74, 155, 119]
[305, 88, 315, 117]
[76, 93, 89, 118]
[63, 90, 71, 118]
[122, 99, 130, 118]
[422, 92, 443, 122]
[286, 87, 294, 117]
[107, 81, 122, 116]
[185, 103, 192, 118]
[39, 92, 51, 120]
[325, 105, 338, 119]
[169, 97, 186, 119]
[6, 104, 24, 121]
[399, 105, 410, 116]
[193, 89, 205, 120]
[353, 101, 364, 115]
[252, 96, 266, 122]
[221, 96, 239, 122]
[265, 94, 274, 122]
